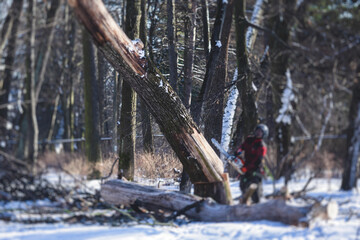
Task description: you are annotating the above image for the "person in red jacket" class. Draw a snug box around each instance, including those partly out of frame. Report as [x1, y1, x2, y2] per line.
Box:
[234, 124, 268, 203]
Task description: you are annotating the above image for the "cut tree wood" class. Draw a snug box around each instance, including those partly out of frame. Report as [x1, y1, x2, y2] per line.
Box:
[68, 0, 230, 203]
[101, 180, 338, 226]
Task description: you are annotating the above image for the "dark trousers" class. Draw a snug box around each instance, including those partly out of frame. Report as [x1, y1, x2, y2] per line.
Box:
[239, 173, 262, 203]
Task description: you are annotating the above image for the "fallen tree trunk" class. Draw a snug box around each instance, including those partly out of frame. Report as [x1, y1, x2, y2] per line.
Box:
[101, 180, 337, 226]
[68, 0, 231, 204]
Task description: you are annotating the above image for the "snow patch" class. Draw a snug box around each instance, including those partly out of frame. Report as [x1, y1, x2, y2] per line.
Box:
[215, 40, 222, 48]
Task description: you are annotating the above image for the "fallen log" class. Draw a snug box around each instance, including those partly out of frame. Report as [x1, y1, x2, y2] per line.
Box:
[101, 180, 338, 226]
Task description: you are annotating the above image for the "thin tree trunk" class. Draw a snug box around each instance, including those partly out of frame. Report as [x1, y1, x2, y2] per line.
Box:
[341, 81, 360, 190]
[29, 0, 38, 169]
[201, 0, 210, 59]
[182, 0, 196, 110]
[83, 29, 102, 169]
[167, 0, 178, 92]
[69, 0, 231, 204]
[0, 0, 20, 58]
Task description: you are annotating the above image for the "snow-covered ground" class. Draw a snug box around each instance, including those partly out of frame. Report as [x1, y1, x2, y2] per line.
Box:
[0, 177, 359, 240]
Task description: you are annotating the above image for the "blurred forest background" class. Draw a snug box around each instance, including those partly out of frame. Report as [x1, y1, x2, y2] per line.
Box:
[0, 0, 359, 191]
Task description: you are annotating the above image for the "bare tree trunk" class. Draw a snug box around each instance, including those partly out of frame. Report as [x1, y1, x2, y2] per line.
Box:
[118, 0, 141, 181]
[167, 0, 178, 92]
[182, 0, 196, 110]
[139, 0, 154, 154]
[29, 0, 38, 169]
[180, 0, 197, 193]
[83, 29, 102, 170]
[203, 0, 234, 150]
[0, 0, 20, 58]
[232, 0, 258, 148]
[0, 0, 23, 149]
[201, 0, 210, 59]
[341, 81, 360, 190]
[265, 0, 296, 182]
[192, 0, 227, 124]
[69, 0, 230, 204]
[61, 6, 76, 152]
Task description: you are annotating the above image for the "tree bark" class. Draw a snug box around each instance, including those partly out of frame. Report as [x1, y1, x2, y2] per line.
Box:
[118, 0, 141, 181]
[201, 0, 210, 59]
[232, 0, 258, 148]
[69, 0, 230, 203]
[167, 0, 178, 92]
[203, 0, 234, 151]
[182, 0, 196, 110]
[83, 29, 102, 167]
[341, 81, 360, 190]
[0, 0, 20, 58]
[139, 0, 154, 154]
[101, 179, 338, 226]
[180, 0, 197, 193]
[265, 0, 296, 182]
[0, 0, 23, 147]
[193, 0, 227, 124]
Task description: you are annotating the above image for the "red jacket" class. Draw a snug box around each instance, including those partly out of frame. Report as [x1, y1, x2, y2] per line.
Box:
[235, 136, 267, 174]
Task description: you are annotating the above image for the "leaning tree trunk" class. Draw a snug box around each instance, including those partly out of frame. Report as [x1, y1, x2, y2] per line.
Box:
[341, 80, 360, 190]
[69, 0, 231, 204]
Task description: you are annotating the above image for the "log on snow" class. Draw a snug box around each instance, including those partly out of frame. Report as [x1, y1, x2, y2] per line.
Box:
[101, 180, 312, 226]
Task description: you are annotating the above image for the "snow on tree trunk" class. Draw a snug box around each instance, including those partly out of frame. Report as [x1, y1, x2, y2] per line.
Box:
[275, 69, 296, 124]
[221, 0, 264, 152]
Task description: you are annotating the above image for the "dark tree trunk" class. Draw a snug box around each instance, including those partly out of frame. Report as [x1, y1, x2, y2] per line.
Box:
[203, 0, 234, 150]
[83, 29, 102, 167]
[265, 0, 296, 182]
[180, 0, 197, 193]
[69, 0, 231, 204]
[118, 0, 141, 180]
[182, 0, 196, 110]
[201, 0, 210, 59]
[232, 0, 258, 148]
[0, 0, 23, 147]
[167, 0, 178, 92]
[140, 0, 154, 154]
[341, 81, 360, 190]
[192, 0, 227, 124]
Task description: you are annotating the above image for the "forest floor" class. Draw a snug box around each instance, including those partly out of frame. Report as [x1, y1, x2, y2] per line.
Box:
[0, 168, 359, 240]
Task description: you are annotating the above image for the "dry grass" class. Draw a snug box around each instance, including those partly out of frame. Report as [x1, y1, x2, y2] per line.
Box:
[135, 152, 182, 179]
[38, 151, 182, 180]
